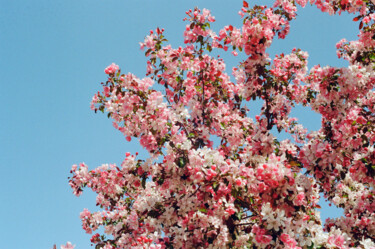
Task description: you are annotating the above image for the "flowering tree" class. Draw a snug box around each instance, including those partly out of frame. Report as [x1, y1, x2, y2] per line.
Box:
[69, 0, 375, 248]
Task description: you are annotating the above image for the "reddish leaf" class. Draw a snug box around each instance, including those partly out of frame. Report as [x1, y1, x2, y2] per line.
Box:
[353, 16, 360, 22]
[243, 0, 249, 8]
[359, 21, 363, 29]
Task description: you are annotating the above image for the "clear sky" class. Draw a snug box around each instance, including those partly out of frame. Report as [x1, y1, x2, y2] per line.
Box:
[0, 0, 359, 248]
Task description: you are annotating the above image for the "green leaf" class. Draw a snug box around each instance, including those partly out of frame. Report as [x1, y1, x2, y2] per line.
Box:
[99, 105, 105, 113]
[177, 157, 186, 168]
[212, 182, 219, 191]
[199, 208, 207, 213]
[236, 211, 242, 220]
[207, 44, 212, 52]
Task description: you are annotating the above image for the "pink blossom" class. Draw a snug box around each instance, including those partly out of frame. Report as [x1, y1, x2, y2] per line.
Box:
[104, 63, 119, 75]
[61, 242, 75, 249]
[294, 192, 306, 206]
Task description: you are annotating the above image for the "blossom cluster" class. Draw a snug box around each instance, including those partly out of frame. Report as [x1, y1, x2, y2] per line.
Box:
[70, 0, 375, 248]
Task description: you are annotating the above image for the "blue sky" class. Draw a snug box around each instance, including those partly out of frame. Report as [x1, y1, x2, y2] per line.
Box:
[0, 0, 359, 248]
